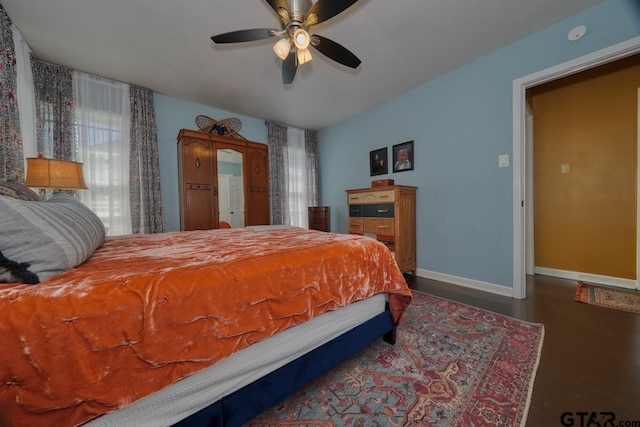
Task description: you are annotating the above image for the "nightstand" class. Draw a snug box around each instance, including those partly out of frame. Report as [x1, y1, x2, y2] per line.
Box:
[308, 206, 330, 232]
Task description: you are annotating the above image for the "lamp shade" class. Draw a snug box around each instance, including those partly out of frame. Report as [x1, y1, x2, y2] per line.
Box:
[25, 158, 88, 190]
[273, 38, 291, 60]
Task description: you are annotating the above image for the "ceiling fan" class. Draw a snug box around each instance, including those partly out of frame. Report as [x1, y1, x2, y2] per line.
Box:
[211, 0, 362, 84]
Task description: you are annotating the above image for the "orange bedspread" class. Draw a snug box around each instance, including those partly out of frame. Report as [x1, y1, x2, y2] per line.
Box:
[0, 227, 412, 427]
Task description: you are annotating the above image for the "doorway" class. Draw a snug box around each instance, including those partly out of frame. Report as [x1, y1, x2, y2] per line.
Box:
[512, 36, 640, 299]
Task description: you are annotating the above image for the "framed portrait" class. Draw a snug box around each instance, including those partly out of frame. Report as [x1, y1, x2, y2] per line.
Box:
[392, 140, 414, 173]
[369, 147, 388, 176]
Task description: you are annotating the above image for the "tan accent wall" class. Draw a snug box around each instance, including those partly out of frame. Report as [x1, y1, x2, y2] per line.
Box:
[529, 55, 640, 280]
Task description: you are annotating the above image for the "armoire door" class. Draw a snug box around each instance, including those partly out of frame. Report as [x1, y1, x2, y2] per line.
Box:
[246, 146, 270, 226]
[178, 138, 214, 231]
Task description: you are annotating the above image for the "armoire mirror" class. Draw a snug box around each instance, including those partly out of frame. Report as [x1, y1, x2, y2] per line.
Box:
[217, 148, 244, 228]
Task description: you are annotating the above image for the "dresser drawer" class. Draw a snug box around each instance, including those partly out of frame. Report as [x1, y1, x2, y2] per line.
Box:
[363, 190, 394, 203]
[347, 193, 364, 204]
[363, 203, 394, 218]
[349, 204, 364, 217]
[309, 219, 327, 231]
[348, 218, 364, 234]
[364, 218, 394, 236]
[348, 189, 395, 204]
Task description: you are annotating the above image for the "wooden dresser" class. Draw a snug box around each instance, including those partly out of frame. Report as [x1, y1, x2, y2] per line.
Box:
[308, 206, 330, 232]
[346, 185, 417, 274]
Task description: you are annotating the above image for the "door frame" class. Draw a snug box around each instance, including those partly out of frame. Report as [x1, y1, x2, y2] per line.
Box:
[525, 104, 534, 276]
[637, 88, 640, 289]
[512, 35, 640, 299]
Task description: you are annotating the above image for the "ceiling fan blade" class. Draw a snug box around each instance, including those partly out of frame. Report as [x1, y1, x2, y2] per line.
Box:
[307, 0, 359, 25]
[311, 35, 361, 69]
[282, 52, 297, 84]
[265, 0, 289, 15]
[211, 28, 276, 44]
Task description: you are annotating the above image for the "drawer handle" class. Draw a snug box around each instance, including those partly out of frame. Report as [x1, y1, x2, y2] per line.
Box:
[379, 195, 390, 199]
[378, 226, 390, 229]
[377, 209, 389, 213]
[349, 197, 359, 201]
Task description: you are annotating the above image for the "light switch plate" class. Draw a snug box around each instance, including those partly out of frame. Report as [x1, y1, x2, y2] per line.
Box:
[498, 154, 509, 168]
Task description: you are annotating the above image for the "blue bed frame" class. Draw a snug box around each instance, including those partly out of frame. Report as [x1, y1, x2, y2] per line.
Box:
[173, 307, 396, 427]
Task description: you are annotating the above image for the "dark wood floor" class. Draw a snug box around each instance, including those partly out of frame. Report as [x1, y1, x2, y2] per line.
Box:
[405, 274, 640, 427]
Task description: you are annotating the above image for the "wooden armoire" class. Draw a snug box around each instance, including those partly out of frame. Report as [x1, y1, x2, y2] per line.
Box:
[177, 129, 269, 231]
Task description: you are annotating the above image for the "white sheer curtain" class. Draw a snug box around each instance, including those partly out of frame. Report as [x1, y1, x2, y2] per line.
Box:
[12, 24, 36, 168]
[286, 126, 308, 227]
[74, 72, 131, 235]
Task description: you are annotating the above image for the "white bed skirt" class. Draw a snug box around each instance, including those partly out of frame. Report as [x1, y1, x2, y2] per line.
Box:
[86, 294, 387, 427]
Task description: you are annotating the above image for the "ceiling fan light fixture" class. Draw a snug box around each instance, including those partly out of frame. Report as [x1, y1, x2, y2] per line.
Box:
[293, 28, 310, 50]
[297, 48, 312, 65]
[273, 38, 291, 60]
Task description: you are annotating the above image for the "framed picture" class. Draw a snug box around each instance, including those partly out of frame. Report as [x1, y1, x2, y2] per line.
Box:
[392, 140, 414, 173]
[369, 147, 388, 176]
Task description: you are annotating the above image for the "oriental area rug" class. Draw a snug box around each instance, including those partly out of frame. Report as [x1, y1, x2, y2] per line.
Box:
[575, 281, 640, 315]
[246, 290, 545, 427]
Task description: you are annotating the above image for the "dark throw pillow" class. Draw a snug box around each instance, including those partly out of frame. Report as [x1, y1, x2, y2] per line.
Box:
[0, 180, 41, 201]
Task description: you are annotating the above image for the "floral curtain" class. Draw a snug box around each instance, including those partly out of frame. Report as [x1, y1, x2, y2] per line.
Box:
[267, 122, 287, 224]
[0, 4, 23, 181]
[31, 59, 75, 160]
[129, 85, 164, 234]
[305, 129, 319, 207]
[266, 121, 319, 226]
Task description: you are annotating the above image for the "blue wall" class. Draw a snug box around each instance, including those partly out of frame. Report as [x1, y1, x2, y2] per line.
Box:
[153, 94, 266, 231]
[152, 0, 639, 291]
[317, 0, 640, 290]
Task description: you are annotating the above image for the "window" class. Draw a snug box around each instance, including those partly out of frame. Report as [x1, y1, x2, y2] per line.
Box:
[74, 73, 131, 235]
[286, 127, 308, 227]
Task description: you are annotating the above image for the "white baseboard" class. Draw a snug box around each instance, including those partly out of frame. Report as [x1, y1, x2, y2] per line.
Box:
[416, 268, 514, 298]
[534, 267, 637, 290]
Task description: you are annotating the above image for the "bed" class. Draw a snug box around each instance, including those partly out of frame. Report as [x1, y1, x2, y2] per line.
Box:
[0, 190, 412, 427]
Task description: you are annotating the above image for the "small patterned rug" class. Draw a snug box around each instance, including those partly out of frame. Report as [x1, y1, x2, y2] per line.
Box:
[575, 281, 640, 315]
[246, 291, 544, 427]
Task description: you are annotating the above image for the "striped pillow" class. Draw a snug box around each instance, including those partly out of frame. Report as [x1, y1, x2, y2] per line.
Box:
[0, 193, 105, 284]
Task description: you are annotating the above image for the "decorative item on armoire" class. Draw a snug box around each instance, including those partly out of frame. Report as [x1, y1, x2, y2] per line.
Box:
[195, 115, 247, 140]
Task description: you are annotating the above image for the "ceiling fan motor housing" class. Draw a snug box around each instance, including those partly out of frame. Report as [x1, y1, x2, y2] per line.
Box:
[287, 0, 313, 19]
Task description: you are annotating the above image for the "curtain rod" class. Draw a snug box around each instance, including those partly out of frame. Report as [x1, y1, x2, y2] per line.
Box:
[265, 121, 316, 134]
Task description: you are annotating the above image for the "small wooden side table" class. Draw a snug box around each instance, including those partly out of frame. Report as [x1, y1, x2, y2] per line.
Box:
[308, 206, 330, 232]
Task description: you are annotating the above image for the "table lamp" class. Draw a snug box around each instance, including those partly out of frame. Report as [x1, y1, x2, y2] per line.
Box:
[24, 157, 88, 199]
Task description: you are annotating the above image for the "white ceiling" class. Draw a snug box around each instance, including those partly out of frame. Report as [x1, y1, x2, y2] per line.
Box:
[2, 0, 600, 131]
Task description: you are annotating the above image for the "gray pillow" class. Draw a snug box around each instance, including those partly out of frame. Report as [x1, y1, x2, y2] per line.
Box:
[0, 193, 105, 284]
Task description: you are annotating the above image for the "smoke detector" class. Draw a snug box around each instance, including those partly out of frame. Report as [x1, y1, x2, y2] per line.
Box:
[567, 25, 587, 42]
